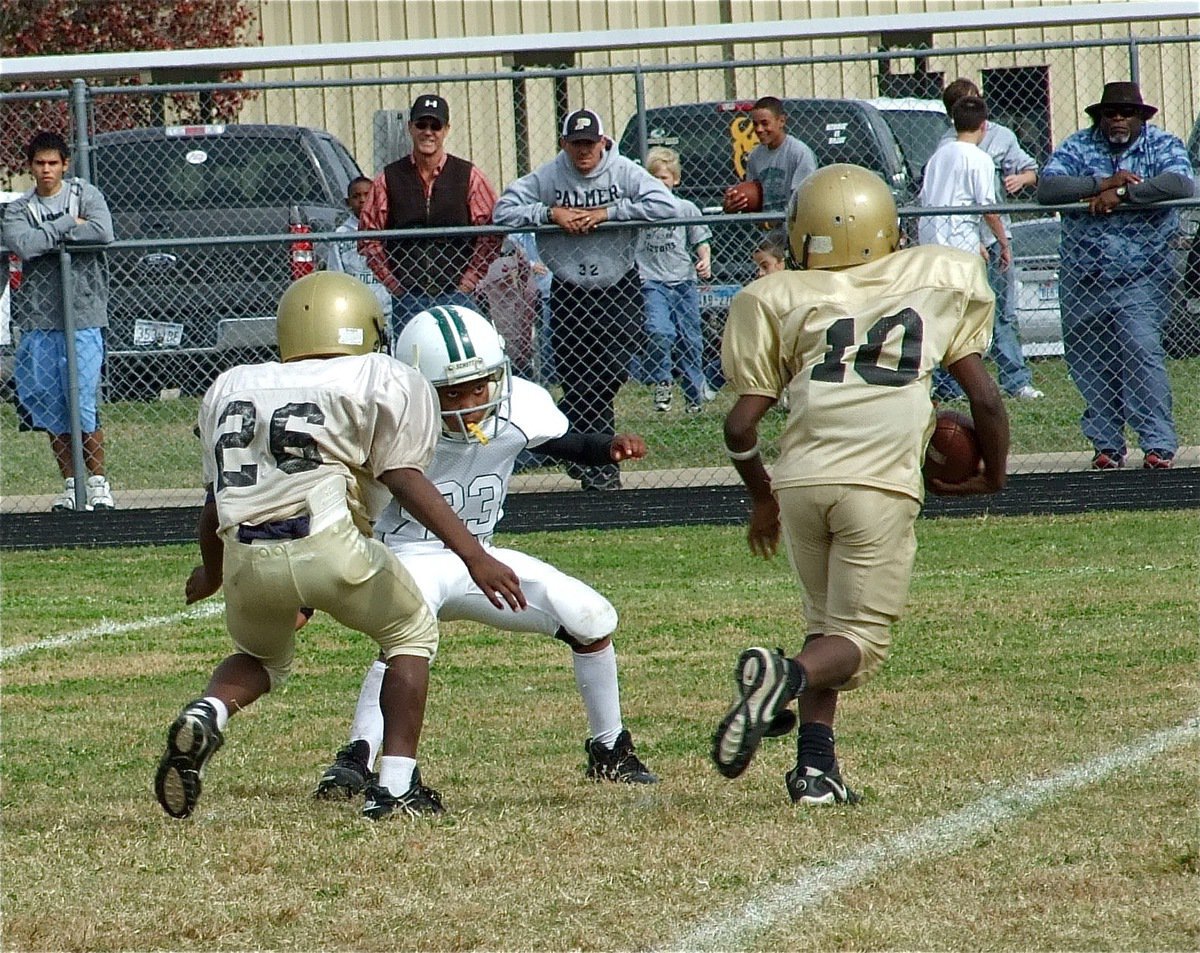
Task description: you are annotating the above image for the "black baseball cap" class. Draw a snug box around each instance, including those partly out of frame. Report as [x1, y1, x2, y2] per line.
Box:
[410, 94, 450, 124]
[561, 109, 605, 142]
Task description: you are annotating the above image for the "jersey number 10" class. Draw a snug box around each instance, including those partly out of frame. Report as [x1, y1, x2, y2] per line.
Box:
[810, 308, 923, 387]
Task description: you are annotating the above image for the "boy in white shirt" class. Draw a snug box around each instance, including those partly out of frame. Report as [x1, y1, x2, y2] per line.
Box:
[919, 97, 1010, 263]
[919, 97, 1013, 402]
[935, 78, 1043, 401]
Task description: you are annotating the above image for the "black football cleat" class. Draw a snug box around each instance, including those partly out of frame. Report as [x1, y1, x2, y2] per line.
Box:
[712, 647, 796, 779]
[362, 769, 445, 819]
[154, 699, 224, 819]
[785, 764, 862, 806]
[313, 739, 375, 800]
[585, 728, 659, 784]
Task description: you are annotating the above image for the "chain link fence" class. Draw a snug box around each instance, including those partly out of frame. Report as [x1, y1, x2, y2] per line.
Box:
[2, 27, 1198, 517]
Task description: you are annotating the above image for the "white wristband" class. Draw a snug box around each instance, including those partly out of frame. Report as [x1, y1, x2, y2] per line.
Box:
[726, 443, 760, 461]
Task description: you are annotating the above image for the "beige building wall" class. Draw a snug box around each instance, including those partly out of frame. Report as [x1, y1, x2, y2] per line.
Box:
[235, 1, 1199, 190]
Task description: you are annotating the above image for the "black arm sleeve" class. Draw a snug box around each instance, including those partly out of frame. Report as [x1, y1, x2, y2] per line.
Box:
[1128, 172, 1195, 204]
[532, 431, 614, 466]
[1037, 175, 1100, 204]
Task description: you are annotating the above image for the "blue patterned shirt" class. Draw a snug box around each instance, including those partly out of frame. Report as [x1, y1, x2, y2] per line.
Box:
[1041, 123, 1193, 276]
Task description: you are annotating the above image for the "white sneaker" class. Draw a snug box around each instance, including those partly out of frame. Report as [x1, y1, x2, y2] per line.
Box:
[1012, 385, 1044, 400]
[703, 384, 719, 402]
[653, 382, 672, 412]
[52, 477, 77, 512]
[85, 475, 115, 510]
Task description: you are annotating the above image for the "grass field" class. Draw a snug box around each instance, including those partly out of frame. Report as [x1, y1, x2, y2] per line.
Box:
[1, 513, 1197, 951]
[3, 356, 1199, 497]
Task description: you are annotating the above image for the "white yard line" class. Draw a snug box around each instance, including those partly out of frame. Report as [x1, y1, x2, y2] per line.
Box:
[663, 717, 1200, 952]
[0, 601, 224, 662]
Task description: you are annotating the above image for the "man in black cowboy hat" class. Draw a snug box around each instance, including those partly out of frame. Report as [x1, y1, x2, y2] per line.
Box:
[1038, 81, 1194, 471]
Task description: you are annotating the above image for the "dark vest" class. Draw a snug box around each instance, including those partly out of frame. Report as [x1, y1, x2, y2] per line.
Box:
[382, 154, 474, 295]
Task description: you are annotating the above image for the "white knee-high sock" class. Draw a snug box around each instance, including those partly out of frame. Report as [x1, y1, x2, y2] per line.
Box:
[348, 660, 387, 767]
[572, 642, 622, 747]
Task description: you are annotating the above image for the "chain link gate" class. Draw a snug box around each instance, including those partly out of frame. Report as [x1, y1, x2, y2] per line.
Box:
[2, 24, 1197, 524]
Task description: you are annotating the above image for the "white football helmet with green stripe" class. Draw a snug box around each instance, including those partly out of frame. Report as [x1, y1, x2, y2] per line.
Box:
[393, 305, 512, 442]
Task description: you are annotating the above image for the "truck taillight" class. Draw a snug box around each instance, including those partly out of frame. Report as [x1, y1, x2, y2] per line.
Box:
[288, 204, 314, 280]
[289, 224, 315, 280]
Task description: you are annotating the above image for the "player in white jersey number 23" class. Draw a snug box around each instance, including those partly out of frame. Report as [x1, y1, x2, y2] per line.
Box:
[313, 304, 659, 798]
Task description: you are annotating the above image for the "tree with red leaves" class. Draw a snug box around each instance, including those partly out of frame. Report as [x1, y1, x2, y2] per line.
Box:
[0, 0, 260, 184]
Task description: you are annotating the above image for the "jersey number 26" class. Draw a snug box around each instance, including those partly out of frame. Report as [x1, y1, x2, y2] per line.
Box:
[213, 400, 326, 490]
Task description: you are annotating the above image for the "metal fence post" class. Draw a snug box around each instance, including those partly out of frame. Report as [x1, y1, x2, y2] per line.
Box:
[511, 65, 532, 178]
[70, 79, 92, 183]
[633, 67, 648, 165]
[58, 247, 87, 511]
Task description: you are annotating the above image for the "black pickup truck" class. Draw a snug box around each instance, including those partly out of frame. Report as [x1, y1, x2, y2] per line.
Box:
[90, 123, 363, 398]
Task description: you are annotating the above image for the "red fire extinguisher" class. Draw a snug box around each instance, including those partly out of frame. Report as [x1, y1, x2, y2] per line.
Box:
[288, 204, 314, 281]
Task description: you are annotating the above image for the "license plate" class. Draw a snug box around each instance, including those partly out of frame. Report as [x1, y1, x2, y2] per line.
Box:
[133, 319, 184, 347]
[698, 285, 740, 310]
[1036, 282, 1058, 302]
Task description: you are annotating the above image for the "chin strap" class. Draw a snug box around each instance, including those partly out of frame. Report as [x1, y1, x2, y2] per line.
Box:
[788, 233, 810, 270]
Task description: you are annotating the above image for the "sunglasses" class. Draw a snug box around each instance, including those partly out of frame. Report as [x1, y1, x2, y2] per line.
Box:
[1100, 106, 1140, 119]
[413, 119, 444, 131]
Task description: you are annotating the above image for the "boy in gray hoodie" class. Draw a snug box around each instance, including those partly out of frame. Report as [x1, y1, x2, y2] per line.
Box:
[492, 109, 675, 491]
[3, 131, 115, 511]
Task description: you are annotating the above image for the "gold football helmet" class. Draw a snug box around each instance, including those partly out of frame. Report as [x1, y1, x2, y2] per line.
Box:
[787, 164, 899, 270]
[276, 272, 385, 362]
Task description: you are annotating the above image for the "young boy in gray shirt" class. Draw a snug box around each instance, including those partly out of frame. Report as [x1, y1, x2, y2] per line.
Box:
[635, 147, 713, 413]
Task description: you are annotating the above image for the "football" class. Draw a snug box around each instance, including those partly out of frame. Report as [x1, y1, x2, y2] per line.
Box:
[722, 179, 763, 213]
[924, 409, 982, 486]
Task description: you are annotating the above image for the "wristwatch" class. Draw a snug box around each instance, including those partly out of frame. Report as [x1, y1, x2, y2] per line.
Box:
[1115, 185, 1128, 201]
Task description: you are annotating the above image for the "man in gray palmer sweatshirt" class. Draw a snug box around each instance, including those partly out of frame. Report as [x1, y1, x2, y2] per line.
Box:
[492, 109, 675, 490]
